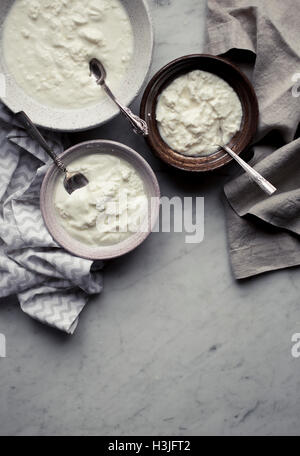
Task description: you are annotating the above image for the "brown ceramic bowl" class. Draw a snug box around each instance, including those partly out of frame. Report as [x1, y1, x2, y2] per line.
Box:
[40, 140, 160, 261]
[140, 54, 259, 172]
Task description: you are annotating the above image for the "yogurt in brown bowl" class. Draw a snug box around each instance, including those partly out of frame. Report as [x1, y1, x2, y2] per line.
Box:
[140, 54, 259, 172]
[156, 69, 243, 157]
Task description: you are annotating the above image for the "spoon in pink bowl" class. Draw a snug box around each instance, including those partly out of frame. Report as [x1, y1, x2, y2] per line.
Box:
[15, 111, 89, 195]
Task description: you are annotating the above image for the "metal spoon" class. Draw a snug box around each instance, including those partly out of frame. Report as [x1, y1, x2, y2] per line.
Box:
[15, 111, 89, 195]
[219, 144, 277, 196]
[89, 58, 148, 136]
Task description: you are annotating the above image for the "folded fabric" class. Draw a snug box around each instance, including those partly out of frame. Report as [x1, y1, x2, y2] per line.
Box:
[0, 105, 103, 333]
[205, 0, 300, 279]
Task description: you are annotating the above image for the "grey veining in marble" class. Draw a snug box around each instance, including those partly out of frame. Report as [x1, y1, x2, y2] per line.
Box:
[1, 0, 300, 437]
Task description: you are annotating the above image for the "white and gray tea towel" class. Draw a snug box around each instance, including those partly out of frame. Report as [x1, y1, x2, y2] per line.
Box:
[0, 105, 103, 333]
[206, 0, 300, 279]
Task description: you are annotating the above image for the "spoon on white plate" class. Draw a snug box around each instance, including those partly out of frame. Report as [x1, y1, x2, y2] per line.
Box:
[89, 57, 148, 136]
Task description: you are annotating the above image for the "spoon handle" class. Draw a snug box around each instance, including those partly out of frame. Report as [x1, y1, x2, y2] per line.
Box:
[103, 84, 149, 136]
[222, 145, 277, 196]
[15, 111, 67, 173]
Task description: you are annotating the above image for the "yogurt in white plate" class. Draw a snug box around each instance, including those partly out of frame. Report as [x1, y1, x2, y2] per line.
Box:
[3, 0, 134, 109]
[54, 154, 149, 246]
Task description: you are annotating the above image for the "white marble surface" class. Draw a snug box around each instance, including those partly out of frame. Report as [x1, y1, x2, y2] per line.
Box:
[1, 0, 300, 436]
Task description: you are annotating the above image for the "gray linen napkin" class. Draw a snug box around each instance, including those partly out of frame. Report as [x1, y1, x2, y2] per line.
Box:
[205, 0, 300, 279]
[0, 105, 103, 333]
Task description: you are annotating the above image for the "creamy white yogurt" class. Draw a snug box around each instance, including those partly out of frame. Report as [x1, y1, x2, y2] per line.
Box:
[54, 154, 149, 246]
[3, 0, 134, 109]
[156, 70, 243, 156]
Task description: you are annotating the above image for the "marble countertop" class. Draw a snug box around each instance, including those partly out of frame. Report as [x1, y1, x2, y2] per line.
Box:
[1, 0, 300, 436]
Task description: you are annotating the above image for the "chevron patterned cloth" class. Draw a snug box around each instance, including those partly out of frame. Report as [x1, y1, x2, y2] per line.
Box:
[0, 105, 103, 334]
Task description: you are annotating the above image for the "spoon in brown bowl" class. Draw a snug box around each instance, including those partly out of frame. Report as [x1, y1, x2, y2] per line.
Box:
[218, 144, 277, 196]
[89, 57, 148, 136]
[15, 111, 89, 195]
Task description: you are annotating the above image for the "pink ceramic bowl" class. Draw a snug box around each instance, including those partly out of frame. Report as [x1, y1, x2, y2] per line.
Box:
[40, 140, 160, 260]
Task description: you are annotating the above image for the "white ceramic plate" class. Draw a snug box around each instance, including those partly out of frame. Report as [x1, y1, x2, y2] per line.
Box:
[40, 140, 160, 260]
[0, 0, 153, 132]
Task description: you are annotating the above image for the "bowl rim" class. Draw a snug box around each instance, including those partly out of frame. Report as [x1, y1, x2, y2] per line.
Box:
[40, 139, 160, 260]
[0, 0, 154, 132]
[140, 53, 259, 172]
